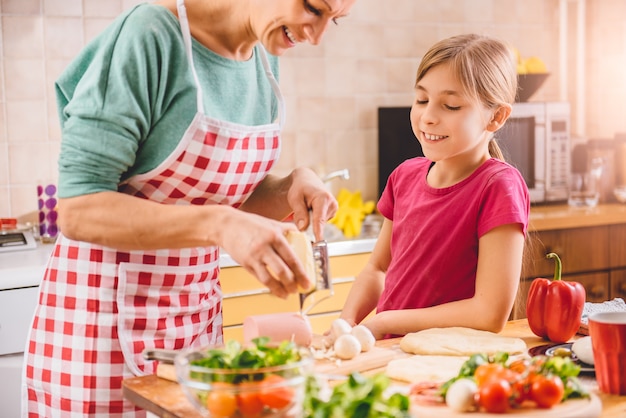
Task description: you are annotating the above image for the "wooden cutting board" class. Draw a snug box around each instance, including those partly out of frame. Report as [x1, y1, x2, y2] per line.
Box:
[411, 394, 602, 418]
[155, 340, 409, 382]
[314, 343, 409, 375]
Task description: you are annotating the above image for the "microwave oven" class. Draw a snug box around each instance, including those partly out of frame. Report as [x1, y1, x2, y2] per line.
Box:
[495, 101, 571, 203]
[377, 102, 571, 204]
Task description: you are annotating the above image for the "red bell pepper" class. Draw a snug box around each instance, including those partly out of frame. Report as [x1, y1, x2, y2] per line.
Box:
[526, 253, 586, 343]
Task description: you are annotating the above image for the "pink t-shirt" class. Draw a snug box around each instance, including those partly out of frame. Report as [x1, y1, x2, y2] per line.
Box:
[376, 157, 529, 313]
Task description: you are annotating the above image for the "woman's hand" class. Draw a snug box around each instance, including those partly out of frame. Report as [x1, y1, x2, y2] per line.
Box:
[287, 167, 338, 241]
[215, 209, 313, 299]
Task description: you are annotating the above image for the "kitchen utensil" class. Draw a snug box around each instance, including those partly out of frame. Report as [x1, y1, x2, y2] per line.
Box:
[299, 240, 333, 315]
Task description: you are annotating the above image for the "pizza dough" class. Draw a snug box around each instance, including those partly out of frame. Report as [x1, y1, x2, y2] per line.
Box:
[399, 327, 527, 356]
[387, 355, 469, 383]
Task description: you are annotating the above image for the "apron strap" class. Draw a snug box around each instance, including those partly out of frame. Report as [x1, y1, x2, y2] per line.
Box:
[258, 47, 286, 129]
[176, 0, 204, 114]
[176, 0, 285, 128]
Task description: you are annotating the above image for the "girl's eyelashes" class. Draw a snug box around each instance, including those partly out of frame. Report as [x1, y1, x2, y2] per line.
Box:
[415, 98, 462, 111]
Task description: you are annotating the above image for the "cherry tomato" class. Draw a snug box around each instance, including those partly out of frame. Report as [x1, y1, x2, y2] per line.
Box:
[258, 375, 295, 410]
[237, 382, 264, 417]
[206, 383, 237, 417]
[477, 379, 512, 413]
[474, 363, 506, 387]
[508, 358, 531, 374]
[530, 374, 565, 408]
[511, 377, 531, 405]
[474, 363, 520, 387]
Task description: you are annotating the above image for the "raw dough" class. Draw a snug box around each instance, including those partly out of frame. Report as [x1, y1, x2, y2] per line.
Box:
[400, 327, 527, 356]
[387, 355, 469, 383]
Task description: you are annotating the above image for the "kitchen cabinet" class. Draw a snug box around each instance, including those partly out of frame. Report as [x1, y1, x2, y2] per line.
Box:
[219, 206, 626, 331]
[512, 205, 626, 319]
[220, 248, 372, 341]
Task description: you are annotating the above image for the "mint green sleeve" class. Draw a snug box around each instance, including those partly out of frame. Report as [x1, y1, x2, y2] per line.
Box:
[56, 7, 192, 198]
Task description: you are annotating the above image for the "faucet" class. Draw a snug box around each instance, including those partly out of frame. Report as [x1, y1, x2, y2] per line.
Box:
[321, 169, 350, 183]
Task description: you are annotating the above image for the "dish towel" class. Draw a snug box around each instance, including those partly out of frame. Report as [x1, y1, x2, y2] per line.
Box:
[578, 297, 626, 335]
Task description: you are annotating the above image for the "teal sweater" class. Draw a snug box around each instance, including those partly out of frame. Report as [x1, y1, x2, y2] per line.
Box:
[56, 3, 279, 198]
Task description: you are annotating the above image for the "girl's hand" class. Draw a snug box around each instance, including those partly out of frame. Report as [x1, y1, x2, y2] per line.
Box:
[287, 168, 338, 241]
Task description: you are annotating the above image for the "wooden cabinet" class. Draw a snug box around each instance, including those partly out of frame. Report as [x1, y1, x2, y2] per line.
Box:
[513, 220, 626, 319]
[220, 252, 369, 341]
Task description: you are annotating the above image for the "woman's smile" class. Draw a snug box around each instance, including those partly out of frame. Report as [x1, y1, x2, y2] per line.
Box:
[283, 26, 297, 45]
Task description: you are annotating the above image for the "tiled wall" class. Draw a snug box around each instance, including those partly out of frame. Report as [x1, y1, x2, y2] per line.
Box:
[1, 0, 625, 219]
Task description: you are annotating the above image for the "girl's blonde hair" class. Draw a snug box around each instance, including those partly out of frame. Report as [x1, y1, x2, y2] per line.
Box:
[415, 33, 518, 160]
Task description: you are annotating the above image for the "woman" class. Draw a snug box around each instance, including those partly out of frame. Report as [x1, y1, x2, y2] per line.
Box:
[23, 0, 357, 416]
[339, 34, 530, 339]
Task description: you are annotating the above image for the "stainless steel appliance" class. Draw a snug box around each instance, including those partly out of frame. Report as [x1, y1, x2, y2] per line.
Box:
[377, 102, 571, 204]
[495, 101, 571, 203]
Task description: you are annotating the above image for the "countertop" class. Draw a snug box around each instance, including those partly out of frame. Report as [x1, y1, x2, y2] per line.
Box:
[529, 203, 626, 231]
[122, 319, 626, 418]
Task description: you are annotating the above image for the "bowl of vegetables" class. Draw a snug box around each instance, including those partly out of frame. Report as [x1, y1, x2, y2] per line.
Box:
[175, 338, 313, 418]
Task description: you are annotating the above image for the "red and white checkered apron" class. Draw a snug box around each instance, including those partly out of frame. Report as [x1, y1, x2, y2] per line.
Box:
[23, 1, 284, 416]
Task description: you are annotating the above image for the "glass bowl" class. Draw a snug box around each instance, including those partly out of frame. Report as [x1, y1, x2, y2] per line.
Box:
[175, 342, 314, 418]
[615, 186, 626, 203]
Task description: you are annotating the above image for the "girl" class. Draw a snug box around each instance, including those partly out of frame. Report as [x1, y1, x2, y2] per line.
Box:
[340, 34, 530, 339]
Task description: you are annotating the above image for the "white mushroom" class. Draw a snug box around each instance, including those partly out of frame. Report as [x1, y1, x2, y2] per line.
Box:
[328, 318, 353, 344]
[350, 325, 375, 352]
[445, 378, 478, 412]
[333, 334, 362, 360]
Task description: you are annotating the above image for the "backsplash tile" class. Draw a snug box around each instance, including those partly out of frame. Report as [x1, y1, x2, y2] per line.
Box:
[1, 0, 626, 219]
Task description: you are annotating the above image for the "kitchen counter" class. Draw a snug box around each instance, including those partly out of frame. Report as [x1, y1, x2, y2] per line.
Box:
[529, 203, 626, 231]
[5, 204, 625, 279]
[122, 319, 626, 418]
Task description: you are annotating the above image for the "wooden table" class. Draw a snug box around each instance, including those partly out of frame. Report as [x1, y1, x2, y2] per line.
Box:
[123, 319, 626, 417]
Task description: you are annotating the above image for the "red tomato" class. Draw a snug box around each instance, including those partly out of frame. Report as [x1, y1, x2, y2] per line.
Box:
[474, 363, 506, 387]
[475, 363, 520, 387]
[508, 358, 530, 374]
[530, 375, 565, 408]
[206, 383, 237, 417]
[258, 375, 295, 410]
[237, 382, 264, 417]
[477, 379, 512, 413]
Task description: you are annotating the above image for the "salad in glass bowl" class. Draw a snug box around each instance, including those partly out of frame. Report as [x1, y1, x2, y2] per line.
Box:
[175, 338, 313, 418]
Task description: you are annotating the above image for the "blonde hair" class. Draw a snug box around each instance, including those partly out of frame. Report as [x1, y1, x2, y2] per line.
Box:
[415, 34, 517, 160]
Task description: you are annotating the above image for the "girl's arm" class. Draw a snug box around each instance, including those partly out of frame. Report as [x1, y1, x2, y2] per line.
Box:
[362, 223, 525, 339]
[340, 219, 393, 326]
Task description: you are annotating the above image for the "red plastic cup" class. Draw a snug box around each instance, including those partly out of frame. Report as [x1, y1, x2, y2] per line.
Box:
[589, 311, 626, 395]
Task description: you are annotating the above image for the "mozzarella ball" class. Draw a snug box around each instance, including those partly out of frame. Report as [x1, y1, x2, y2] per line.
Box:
[445, 378, 478, 412]
[333, 334, 361, 360]
[329, 318, 353, 344]
[350, 325, 375, 352]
